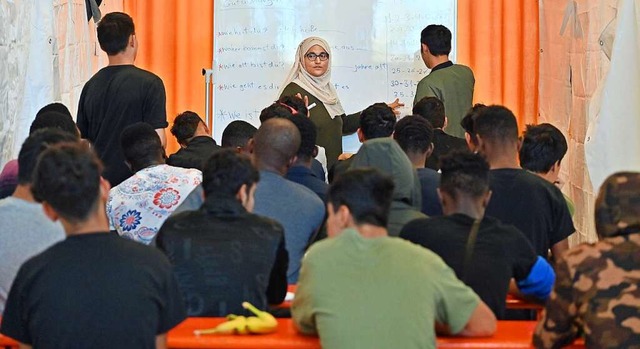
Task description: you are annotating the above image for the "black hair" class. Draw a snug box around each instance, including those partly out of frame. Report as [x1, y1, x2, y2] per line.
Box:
[259, 103, 294, 123]
[420, 24, 452, 56]
[29, 111, 79, 137]
[394, 115, 434, 154]
[328, 168, 395, 227]
[474, 105, 519, 144]
[202, 149, 259, 198]
[221, 120, 257, 149]
[31, 142, 103, 223]
[460, 104, 487, 146]
[278, 95, 308, 116]
[97, 12, 135, 55]
[359, 103, 396, 140]
[18, 129, 80, 185]
[171, 111, 203, 145]
[412, 96, 445, 128]
[120, 122, 164, 172]
[286, 115, 317, 160]
[439, 150, 490, 200]
[519, 123, 568, 173]
[36, 102, 72, 118]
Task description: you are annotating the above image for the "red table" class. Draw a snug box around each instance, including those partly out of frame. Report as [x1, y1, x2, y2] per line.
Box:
[167, 318, 585, 349]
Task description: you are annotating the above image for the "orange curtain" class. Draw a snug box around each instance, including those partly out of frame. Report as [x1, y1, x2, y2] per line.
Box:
[458, 0, 539, 128]
[122, 0, 538, 154]
[123, 0, 213, 155]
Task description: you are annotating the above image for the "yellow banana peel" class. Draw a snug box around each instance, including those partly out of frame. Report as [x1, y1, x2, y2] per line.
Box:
[193, 315, 249, 335]
[193, 302, 279, 335]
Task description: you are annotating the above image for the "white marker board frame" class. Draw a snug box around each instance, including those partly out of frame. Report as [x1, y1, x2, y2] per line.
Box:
[212, 0, 457, 152]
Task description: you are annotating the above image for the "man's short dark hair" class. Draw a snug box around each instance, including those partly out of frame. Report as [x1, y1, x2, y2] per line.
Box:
[394, 115, 434, 154]
[171, 111, 203, 145]
[328, 168, 395, 227]
[519, 123, 568, 173]
[221, 121, 257, 149]
[31, 142, 103, 223]
[97, 12, 135, 55]
[460, 104, 487, 146]
[474, 105, 519, 144]
[259, 103, 294, 123]
[439, 150, 490, 200]
[359, 103, 396, 140]
[18, 129, 79, 185]
[36, 102, 72, 118]
[421, 24, 452, 56]
[202, 149, 259, 198]
[29, 111, 79, 137]
[412, 96, 445, 128]
[286, 115, 317, 160]
[120, 122, 163, 172]
[278, 95, 308, 116]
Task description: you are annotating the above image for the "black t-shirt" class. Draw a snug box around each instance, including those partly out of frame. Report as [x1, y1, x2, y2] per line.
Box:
[486, 169, 575, 257]
[77, 65, 168, 186]
[156, 197, 289, 317]
[0, 233, 186, 349]
[167, 136, 220, 171]
[400, 214, 537, 318]
[417, 167, 442, 216]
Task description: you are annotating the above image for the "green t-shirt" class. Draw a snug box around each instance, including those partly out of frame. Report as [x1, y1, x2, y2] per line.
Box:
[413, 64, 475, 138]
[292, 228, 480, 349]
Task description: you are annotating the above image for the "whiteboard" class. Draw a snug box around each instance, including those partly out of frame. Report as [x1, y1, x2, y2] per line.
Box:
[212, 0, 457, 152]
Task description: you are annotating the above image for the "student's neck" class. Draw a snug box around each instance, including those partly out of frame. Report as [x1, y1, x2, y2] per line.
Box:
[487, 153, 520, 170]
[256, 160, 288, 176]
[356, 224, 388, 238]
[535, 171, 556, 184]
[406, 152, 427, 169]
[292, 157, 313, 169]
[62, 209, 110, 236]
[132, 159, 165, 173]
[445, 199, 485, 220]
[107, 54, 135, 66]
[12, 184, 36, 202]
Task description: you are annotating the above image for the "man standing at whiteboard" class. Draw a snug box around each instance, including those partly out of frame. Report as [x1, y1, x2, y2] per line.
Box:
[414, 24, 474, 139]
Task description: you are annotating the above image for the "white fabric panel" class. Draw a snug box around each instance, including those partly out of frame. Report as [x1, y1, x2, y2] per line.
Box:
[0, 0, 122, 168]
[585, 0, 640, 192]
[539, 0, 618, 245]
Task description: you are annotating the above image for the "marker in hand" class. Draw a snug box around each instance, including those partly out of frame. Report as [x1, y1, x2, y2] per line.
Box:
[308, 103, 317, 110]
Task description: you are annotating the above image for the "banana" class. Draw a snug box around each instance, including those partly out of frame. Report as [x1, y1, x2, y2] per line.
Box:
[242, 301, 278, 334]
[193, 315, 249, 335]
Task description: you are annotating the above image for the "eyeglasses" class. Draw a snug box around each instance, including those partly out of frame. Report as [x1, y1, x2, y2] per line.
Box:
[305, 52, 330, 61]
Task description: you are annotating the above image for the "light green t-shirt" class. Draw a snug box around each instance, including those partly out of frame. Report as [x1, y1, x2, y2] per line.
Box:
[292, 228, 479, 349]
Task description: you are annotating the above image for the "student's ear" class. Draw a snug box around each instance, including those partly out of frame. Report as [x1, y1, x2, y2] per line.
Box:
[476, 134, 486, 154]
[517, 137, 523, 151]
[421, 43, 429, 54]
[425, 142, 434, 158]
[41, 202, 60, 222]
[357, 128, 364, 143]
[482, 190, 492, 208]
[287, 155, 298, 169]
[443, 116, 448, 130]
[236, 183, 249, 207]
[312, 145, 319, 158]
[246, 138, 255, 154]
[99, 176, 111, 202]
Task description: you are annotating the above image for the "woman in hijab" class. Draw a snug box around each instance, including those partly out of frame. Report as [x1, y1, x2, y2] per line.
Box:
[279, 37, 403, 168]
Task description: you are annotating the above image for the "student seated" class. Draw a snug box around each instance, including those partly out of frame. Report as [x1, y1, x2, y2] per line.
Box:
[534, 172, 640, 348]
[350, 138, 425, 236]
[167, 110, 221, 170]
[107, 123, 201, 244]
[0, 142, 185, 348]
[400, 151, 555, 319]
[413, 96, 467, 170]
[394, 114, 442, 216]
[221, 120, 257, 154]
[157, 149, 288, 317]
[519, 123, 575, 216]
[292, 168, 496, 349]
[474, 105, 574, 260]
[0, 129, 77, 313]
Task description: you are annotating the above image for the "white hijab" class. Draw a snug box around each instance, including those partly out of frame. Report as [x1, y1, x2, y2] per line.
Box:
[280, 37, 345, 118]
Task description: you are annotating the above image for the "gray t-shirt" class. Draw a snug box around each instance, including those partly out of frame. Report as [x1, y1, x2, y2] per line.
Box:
[0, 197, 65, 313]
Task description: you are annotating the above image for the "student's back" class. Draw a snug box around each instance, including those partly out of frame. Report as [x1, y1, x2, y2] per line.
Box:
[486, 168, 573, 257]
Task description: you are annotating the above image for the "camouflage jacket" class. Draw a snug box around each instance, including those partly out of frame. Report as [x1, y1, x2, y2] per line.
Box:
[533, 232, 640, 348]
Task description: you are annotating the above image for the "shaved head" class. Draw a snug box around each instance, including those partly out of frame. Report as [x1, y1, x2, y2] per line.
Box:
[253, 118, 301, 170]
